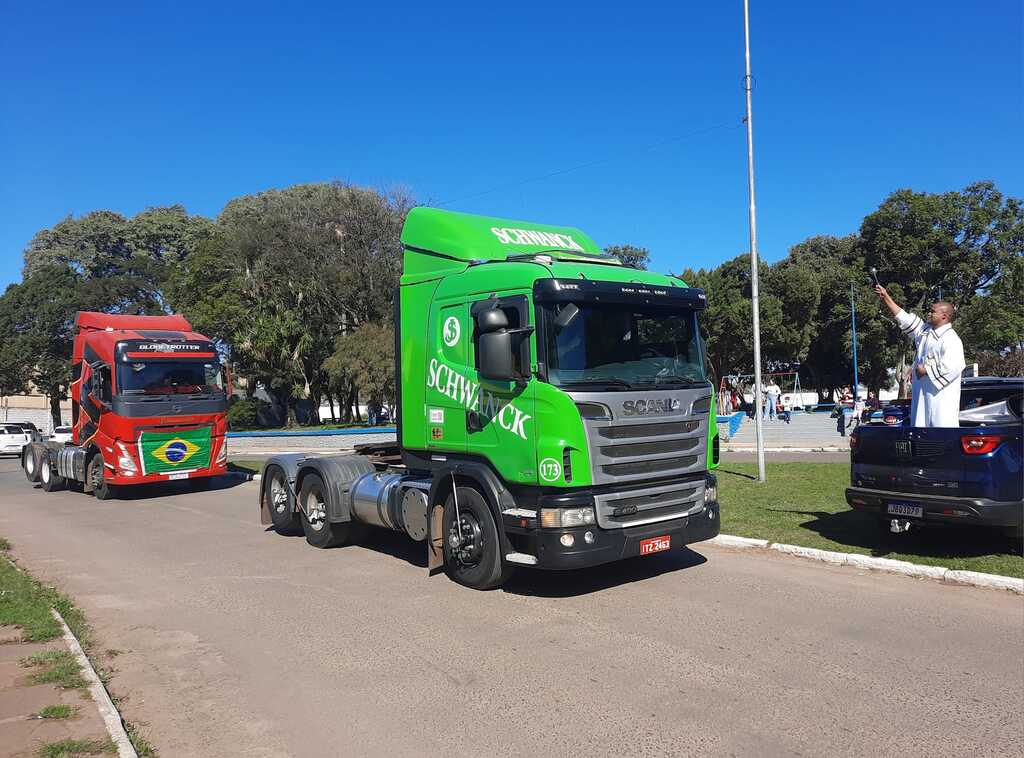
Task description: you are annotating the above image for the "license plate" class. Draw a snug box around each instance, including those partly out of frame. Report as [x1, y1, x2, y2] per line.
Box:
[887, 502, 923, 518]
[639, 536, 671, 556]
[167, 472, 191, 481]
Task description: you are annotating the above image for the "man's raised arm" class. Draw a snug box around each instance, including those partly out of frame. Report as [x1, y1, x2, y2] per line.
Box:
[875, 285, 924, 340]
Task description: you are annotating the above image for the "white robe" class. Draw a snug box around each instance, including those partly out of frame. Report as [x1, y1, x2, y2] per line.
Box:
[896, 310, 965, 428]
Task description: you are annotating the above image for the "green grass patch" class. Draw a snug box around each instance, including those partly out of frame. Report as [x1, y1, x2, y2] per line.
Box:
[37, 704, 76, 719]
[38, 738, 115, 757]
[227, 459, 264, 476]
[718, 462, 1024, 578]
[0, 544, 91, 648]
[22, 650, 87, 689]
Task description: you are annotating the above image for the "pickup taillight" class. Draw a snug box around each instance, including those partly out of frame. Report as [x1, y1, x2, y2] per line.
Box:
[961, 434, 1004, 455]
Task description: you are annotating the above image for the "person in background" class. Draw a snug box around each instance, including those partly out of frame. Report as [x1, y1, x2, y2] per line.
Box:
[766, 381, 781, 421]
[833, 397, 847, 437]
[865, 391, 880, 412]
[875, 285, 965, 427]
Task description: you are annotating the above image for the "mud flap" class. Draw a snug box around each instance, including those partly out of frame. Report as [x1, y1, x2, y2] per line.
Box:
[259, 484, 271, 526]
[427, 503, 445, 575]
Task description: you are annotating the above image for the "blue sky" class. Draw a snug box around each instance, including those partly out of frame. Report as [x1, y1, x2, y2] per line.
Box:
[1, 1, 1021, 288]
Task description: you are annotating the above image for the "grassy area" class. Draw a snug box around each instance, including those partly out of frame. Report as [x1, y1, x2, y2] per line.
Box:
[38, 738, 115, 757]
[38, 704, 76, 719]
[717, 462, 1023, 578]
[22, 650, 88, 689]
[228, 459, 264, 476]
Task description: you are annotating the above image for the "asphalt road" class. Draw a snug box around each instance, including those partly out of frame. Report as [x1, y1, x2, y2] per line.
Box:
[1, 458, 1021, 757]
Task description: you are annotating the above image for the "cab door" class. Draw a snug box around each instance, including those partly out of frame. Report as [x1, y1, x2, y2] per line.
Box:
[464, 293, 537, 485]
[425, 301, 470, 452]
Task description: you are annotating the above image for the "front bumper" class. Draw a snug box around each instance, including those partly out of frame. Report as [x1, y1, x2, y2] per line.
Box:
[107, 460, 228, 486]
[512, 501, 720, 570]
[845, 486, 1023, 528]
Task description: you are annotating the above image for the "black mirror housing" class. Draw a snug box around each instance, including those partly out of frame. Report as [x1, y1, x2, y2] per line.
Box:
[479, 331, 515, 381]
[476, 308, 509, 334]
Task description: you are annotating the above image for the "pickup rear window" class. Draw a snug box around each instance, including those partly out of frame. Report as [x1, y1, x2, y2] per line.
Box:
[960, 384, 1023, 414]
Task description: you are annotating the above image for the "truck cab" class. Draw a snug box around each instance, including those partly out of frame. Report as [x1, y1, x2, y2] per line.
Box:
[261, 208, 720, 589]
[24, 312, 229, 498]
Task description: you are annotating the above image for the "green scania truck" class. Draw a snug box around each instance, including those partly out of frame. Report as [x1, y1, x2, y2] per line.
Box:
[259, 208, 720, 589]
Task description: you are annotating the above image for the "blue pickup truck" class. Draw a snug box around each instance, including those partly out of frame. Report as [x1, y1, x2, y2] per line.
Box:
[846, 377, 1023, 540]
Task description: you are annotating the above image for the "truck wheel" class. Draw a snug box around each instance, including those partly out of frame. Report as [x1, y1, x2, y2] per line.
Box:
[442, 485, 512, 590]
[39, 454, 66, 492]
[298, 472, 352, 548]
[23, 444, 42, 483]
[87, 455, 117, 501]
[266, 465, 301, 535]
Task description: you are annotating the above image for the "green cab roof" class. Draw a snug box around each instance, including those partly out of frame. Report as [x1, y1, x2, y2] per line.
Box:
[401, 207, 615, 265]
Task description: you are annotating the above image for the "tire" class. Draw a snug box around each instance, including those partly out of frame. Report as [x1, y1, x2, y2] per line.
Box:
[265, 465, 301, 535]
[39, 454, 66, 492]
[442, 485, 513, 590]
[298, 472, 352, 548]
[23, 444, 42, 483]
[87, 454, 117, 501]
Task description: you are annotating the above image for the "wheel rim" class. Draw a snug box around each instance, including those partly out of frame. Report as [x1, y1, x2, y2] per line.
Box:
[26, 453, 35, 475]
[270, 474, 288, 515]
[305, 487, 326, 531]
[448, 510, 484, 568]
[41, 461, 50, 484]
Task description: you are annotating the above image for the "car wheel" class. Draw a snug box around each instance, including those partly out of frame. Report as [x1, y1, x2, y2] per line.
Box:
[442, 485, 513, 590]
[298, 472, 352, 548]
[265, 465, 301, 535]
[88, 454, 117, 501]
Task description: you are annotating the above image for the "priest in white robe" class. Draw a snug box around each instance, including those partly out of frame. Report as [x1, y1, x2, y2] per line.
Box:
[875, 285, 965, 428]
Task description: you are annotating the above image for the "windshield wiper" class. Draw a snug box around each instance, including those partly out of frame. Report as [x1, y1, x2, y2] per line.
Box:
[633, 374, 705, 388]
[559, 378, 633, 391]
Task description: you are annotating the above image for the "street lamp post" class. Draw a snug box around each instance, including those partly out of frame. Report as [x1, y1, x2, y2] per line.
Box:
[850, 282, 859, 402]
[743, 0, 766, 482]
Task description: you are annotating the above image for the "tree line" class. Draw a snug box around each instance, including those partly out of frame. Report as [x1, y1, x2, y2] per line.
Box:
[0, 180, 1019, 428]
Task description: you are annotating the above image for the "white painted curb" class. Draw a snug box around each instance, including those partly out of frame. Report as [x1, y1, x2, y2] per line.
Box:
[707, 533, 1023, 594]
[51, 608, 138, 758]
[723, 447, 848, 453]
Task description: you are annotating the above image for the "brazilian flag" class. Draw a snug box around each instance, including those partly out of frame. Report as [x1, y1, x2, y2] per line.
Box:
[139, 427, 212, 474]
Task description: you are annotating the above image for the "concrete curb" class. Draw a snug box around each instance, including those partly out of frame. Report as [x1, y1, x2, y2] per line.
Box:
[707, 534, 1023, 594]
[227, 427, 395, 438]
[51, 609, 138, 758]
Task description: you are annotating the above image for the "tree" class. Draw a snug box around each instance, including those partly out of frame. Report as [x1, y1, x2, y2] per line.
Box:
[0, 265, 90, 426]
[860, 181, 1023, 392]
[210, 182, 413, 425]
[324, 323, 396, 417]
[604, 244, 650, 270]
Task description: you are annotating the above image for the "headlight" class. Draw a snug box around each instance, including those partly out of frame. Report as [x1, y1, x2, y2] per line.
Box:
[116, 441, 137, 475]
[540, 507, 596, 528]
[705, 482, 718, 504]
[215, 439, 227, 464]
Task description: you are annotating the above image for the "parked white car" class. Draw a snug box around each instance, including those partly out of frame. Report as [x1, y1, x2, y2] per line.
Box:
[49, 426, 73, 444]
[0, 424, 31, 456]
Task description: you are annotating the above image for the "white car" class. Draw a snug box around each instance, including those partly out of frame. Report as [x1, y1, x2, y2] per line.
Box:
[50, 426, 73, 444]
[0, 424, 31, 456]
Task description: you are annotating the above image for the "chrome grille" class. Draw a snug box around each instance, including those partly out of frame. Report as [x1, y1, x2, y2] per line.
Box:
[600, 437, 700, 458]
[598, 421, 699, 439]
[601, 455, 699, 477]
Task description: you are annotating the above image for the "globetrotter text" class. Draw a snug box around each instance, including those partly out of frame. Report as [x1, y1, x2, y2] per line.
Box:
[427, 358, 531, 440]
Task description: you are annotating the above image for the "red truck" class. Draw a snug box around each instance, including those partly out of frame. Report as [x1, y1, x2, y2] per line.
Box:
[22, 312, 229, 498]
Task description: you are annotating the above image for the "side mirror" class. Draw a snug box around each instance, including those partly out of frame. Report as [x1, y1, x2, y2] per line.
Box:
[479, 331, 515, 382]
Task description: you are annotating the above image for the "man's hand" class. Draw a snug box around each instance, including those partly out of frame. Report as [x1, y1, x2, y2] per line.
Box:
[915, 363, 927, 378]
[875, 284, 902, 318]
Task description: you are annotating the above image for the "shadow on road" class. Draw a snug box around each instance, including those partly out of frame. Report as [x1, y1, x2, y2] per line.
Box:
[502, 547, 708, 598]
[777, 507, 1022, 560]
[78, 473, 250, 501]
[354, 528, 428, 568]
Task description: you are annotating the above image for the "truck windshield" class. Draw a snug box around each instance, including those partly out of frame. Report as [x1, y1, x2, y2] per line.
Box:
[117, 360, 225, 397]
[542, 302, 707, 389]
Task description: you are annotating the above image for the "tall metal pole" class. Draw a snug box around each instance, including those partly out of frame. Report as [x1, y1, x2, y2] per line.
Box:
[850, 282, 859, 401]
[743, 0, 766, 482]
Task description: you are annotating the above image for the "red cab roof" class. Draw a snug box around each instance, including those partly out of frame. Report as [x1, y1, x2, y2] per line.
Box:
[75, 311, 193, 332]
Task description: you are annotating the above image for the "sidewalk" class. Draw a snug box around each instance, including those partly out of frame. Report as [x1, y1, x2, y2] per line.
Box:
[723, 411, 852, 450]
[0, 631, 112, 757]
